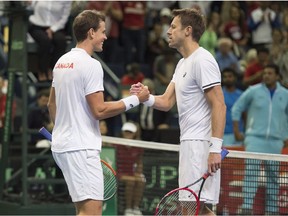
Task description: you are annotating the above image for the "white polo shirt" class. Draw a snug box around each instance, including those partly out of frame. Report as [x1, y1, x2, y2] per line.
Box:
[172, 47, 221, 141]
[51, 48, 104, 152]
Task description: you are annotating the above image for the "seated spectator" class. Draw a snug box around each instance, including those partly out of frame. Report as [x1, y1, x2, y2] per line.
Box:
[116, 121, 145, 216]
[28, 88, 53, 144]
[27, 1, 72, 81]
[243, 46, 270, 88]
[146, 22, 168, 67]
[139, 78, 170, 141]
[215, 37, 240, 74]
[153, 47, 180, 94]
[121, 62, 145, 86]
[199, 11, 221, 56]
[222, 5, 249, 59]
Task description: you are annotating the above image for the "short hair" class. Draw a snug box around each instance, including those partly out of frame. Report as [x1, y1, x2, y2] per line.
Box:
[256, 46, 269, 54]
[172, 8, 205, 42]
[73, 10, 105, 42]
[265, 64, 280, 75]
[37, 88, 50, 99]
[222, 67, 237, 77]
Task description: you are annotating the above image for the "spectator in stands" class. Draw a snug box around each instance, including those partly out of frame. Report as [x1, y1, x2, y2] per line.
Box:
[28, 88, 53, 144]
[120, 1, 147, 65]
[27, 1, 72, 81]
[139, 78, 170, 141]
[248, 1, 281, 49]
[153, 47, 180, 94]
[215, 37, 240, 75]
[232, 64, 288, 215]
[243, 46, 270, 88]
[0, 32, 6, 73]
[116, 121, 145, 216]
[0, 76, 16, 131]
[121, 62, 145, 86]
[87, 1, 123, 64]
[269, 28, 284, 65]
[275, 28, 288, 88]
[199, 11, 221, 56]
[159, 8, 172, 43]
[222, 5, 249, 59]
[146, 22, 168, 67]
[221, 68, 243, 146]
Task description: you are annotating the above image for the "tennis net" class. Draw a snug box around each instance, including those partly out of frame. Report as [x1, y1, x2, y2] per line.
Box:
[102, 136, 288, 215]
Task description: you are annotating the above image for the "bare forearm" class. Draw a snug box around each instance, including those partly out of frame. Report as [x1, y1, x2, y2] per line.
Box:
[211, 102, 226, 139]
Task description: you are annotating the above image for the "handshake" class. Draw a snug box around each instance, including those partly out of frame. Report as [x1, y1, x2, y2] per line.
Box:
[121, 82, 155, 112]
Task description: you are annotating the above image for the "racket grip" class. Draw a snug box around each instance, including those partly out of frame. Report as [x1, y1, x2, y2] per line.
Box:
[221, 148, 229, 160]
[39, 127, 52, 141]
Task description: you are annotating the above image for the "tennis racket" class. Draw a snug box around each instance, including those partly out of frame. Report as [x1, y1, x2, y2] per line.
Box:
[39, 127, 117, 201]
[155, 148, 229, 216]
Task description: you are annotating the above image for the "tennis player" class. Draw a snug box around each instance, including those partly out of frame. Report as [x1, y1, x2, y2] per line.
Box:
[47, 10, 149, 215]
[131, 8, 226, 215]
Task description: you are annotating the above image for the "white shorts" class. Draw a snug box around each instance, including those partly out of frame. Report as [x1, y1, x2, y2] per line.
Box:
[179, 140, 220, 204]
[52, 149, 104, 202]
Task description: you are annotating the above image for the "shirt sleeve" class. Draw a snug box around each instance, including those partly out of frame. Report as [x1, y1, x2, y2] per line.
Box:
[195, 56, 221, 91]
[84, 60, 104, 96]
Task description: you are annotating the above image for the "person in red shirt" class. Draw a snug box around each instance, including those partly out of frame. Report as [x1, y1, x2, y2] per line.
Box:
[121, 63, 145, 86]
[121, 2, 146, 65]
[243, 46, 270, 87]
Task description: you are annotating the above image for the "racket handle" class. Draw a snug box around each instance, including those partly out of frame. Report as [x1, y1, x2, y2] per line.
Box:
[221, 148, 229, 160]
[202, 148, 229, 179]
[39, 127, 52, 141]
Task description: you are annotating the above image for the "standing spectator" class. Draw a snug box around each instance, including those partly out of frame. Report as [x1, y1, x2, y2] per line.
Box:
[87, 1, 123, 64]
[221, 68, 243, 146]
[243, 46, 270, 87]
[199, 11, 221, 56]
[232, 64, 288, 215]
[47, 10, 149, 215]
[27, 1, 72, 81]
[121, 1, 146, 65]
[131, 8, 226, 215]
[215, 37, 241, 75]
[116, 121, 145, 216]
[248, 2, 281, 49]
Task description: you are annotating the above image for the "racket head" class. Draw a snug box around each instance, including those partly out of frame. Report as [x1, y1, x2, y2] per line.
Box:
[155, 187, 200, 216]
[101, 159, 117, 201]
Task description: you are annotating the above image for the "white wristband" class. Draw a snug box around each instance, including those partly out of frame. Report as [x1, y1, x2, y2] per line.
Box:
[121, 95, 140, 111]
[143, 94, 155, 107]
[209, 137, 223, 153]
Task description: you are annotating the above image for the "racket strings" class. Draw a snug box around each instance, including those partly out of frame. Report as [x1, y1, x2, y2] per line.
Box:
[101, 162, 117, 200]
[156, 190, 198, 215]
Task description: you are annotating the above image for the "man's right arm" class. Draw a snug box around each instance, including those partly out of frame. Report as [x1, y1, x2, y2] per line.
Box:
[131, 82, 176, 112]
[47, 87, 56, 124]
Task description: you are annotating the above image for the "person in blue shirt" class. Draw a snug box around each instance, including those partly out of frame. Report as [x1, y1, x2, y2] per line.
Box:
[221, 68, 243, 146]
[232, 64, 288, 215]
[215, 37, 240, 74]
